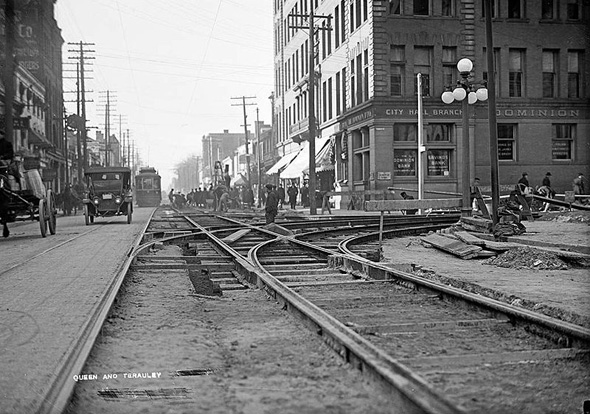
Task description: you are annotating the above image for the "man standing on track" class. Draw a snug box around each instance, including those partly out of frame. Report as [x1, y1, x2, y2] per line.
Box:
[265, 184, 279, 224]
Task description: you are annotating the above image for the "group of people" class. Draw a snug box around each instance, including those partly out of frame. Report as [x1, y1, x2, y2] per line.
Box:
[168, 184, 255, 212]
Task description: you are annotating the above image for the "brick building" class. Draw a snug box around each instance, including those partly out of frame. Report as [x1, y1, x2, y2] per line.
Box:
[272, 0, 589, 200]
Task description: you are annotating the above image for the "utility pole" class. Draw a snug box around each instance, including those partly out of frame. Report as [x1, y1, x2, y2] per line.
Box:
[289, 9, 331, 215]
[67, 42, 95, 171]
[63, 107, 69, 185]
[256, 107, 261, 207]
[231, 96, 256, 189]
[2, 0, 16, 147]
[97, 90, 116, 166]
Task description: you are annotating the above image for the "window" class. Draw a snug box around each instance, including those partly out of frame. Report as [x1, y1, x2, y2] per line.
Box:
[414, 0, 429, 15]
[390, 0, 401, 14]
[442, 47, 457, 89]
[363, 49, 369, 102]
[394, 149, 417, 176]
[414, 47, 432, 96]
[321, 22, 326, 60]
[542, 50, 558, 98]
[356, 54, 363, 104]
[334, 5, 340, 48]
[390, 45, 406, 96]
[509, 49, 525, 97]
[552, 124, 575, 160]
[427, 149, 451, 176]
[336, 72, 341, 116]
[341, 68, 347, 114]
[356, 0, 362, 29]
[351, 59, 356, 107]
[363, 0, 368, 22]
[328, 77, 333, 120]
[442, 0, 454, 16]
[568, 51, 582, 98]
[322, 81, 327, 122]
[394, 123, 417, 141]
[341, 1, 346, 42]
[541, 0, 558, 19]
[482, 0, 498, 18]
[350, 1, 355, 33]
[426, 124, 452, 142]
[508, 0, 524, 18]
[497, 124, 516, 161]
[567, 0, 581, 20]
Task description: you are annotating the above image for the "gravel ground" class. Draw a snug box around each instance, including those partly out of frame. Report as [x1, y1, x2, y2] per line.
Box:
[65, 245, 394, 414]
[381, 211, 590, 328]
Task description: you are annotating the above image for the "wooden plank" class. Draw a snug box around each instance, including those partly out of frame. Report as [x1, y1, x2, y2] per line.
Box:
[454, 231, 487, 246]
[365, 198, 462, 211]
[460, 216, 493, 233]
[221, 229, 251, 244]
[420, 233, 482, 259]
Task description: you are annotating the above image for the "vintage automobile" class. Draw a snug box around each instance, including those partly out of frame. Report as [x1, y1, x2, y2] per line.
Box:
[82, 167, 133, 225]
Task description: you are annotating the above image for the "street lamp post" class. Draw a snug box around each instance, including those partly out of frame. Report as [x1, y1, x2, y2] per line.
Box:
[441, 58, 488, 218]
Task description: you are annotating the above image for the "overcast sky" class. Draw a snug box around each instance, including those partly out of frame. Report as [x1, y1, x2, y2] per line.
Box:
[55, 0, 274, 188]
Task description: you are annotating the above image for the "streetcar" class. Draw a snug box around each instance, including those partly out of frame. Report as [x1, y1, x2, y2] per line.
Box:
[82, 167, 133, 225]
[134, 166, 161, 207]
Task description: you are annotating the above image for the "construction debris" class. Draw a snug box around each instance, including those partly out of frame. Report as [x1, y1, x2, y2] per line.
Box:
[420, 233, 482, 260]
[483, 246, 568, 270]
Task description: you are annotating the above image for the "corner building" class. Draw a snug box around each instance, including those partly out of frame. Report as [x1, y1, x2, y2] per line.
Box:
[273, 0, 589, 199]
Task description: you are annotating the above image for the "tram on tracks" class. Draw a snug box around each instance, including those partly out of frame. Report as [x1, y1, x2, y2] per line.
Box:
[134, 167, 161, 207]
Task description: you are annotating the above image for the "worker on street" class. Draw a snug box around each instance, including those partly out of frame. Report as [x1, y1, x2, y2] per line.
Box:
[265, 184, 279, 224]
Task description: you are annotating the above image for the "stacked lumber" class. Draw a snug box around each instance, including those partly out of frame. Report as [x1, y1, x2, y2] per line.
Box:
[460, 216, 493, 233]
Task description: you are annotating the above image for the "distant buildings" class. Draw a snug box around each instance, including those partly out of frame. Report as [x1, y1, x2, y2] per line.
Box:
[272, 0, 589, 199]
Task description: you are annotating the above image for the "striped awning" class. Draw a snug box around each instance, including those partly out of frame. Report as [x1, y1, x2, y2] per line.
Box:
[266, 149, 301, 175]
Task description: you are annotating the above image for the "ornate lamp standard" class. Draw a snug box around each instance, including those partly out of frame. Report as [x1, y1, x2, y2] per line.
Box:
[441, 58, 488, 217]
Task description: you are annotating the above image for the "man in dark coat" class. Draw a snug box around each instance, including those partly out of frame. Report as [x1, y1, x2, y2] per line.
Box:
[287, 183, 299, 209]
[300, 182, 309, 208]
[277, 184, 285, 209]
[265, 184, 279, 224]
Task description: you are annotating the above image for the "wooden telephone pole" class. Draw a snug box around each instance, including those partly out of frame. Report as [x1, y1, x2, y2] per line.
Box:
[288, 9, 331, 215]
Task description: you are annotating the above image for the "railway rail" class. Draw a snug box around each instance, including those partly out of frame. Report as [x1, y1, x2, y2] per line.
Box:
[52, 206, 589, 413]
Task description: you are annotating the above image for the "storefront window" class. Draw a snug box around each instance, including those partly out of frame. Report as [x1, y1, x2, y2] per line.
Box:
[426, 124, 452, 142]
[427, 149, 451, 176]
[393, 123, 417, 141]
[498, 124, 516, 161]
[552, 124, 575, 160]
[393, 149, 417, 176]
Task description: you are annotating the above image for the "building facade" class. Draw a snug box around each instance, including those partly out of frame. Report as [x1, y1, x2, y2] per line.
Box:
[273, 0, 589, 200]
[1, 0, 65, 190]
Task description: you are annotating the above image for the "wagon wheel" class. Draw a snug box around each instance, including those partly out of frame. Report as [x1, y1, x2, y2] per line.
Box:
[39, 198, 47, 237]
[126, 202, 132, 224]
[84, 204, 91, 226]
[47, 190, 57, 235]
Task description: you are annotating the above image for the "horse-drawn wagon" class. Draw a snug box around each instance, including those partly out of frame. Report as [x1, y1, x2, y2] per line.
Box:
[0, 159, 57, 238]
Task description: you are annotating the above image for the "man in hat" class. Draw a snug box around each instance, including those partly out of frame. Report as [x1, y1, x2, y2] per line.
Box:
[538, 172, 555, 212]
[265, 184, 279, 224]
[573, 173, 586, 204]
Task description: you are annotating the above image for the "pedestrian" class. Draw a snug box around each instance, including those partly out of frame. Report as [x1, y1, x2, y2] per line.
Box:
[573, 172, 587, 204]
[278, 184, 285, 209]
[470, 177, 481, 211]
[265, 183, 279, 224]
[168, 188, 174, 205]
[517, 172, 532, 209]
[300, 182, 309, 208]
[287, 183, 299, 209]
[400, 191, 418, 215]
[321, 189, 332, 215]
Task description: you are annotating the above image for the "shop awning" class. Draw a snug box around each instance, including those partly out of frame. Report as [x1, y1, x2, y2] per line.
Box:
[230, 174, 246, 187]
[310, 137, 334, 173]
[266, 149, 301, 175]
[281, 137, 331, 179]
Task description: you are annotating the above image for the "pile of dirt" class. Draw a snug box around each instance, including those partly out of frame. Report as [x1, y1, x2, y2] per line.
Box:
[483, 246, 568, 270]
[537, 210, 590, 223]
